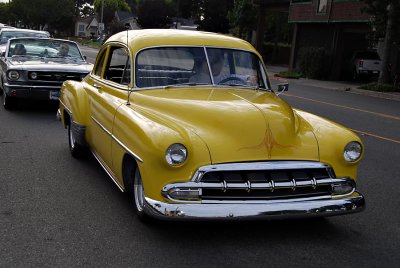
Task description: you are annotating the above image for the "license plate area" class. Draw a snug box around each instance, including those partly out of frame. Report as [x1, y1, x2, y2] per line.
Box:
[49, 90, 60, 100]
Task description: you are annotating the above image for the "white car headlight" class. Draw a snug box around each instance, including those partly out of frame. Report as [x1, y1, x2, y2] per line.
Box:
[344, 141, 362, 162]
[8, 70, 20, 81]
[166, 143, 187, 166]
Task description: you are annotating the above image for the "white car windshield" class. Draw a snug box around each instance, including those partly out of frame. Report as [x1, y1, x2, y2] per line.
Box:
[135, 47, 269, 89]
[7, 38, 84, 60]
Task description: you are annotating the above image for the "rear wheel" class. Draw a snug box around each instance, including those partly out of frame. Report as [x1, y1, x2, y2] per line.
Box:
[68, 119, 86, 158]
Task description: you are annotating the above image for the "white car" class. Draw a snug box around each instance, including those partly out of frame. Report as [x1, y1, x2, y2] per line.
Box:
[351, 50, 382, 80]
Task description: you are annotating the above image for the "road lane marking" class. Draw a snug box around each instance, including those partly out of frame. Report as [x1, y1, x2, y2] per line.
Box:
[352, 129, 400, 144]
[284, 93, 400, 121]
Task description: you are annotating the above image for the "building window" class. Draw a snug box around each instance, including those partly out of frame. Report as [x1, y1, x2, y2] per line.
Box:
[317, 0, 328, 13]
[78, 24, 84, 32]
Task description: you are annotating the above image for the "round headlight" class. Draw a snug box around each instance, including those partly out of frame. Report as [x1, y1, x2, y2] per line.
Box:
[166, 143, 187, 166]
[30, 72, 38, 80]
[8, 70, 20, 81]
[344, 141, 362, 162]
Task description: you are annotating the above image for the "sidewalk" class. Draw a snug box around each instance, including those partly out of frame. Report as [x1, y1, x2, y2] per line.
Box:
[266, 64, 400, 102]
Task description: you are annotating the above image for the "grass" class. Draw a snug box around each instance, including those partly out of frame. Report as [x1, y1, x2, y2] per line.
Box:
[66, 37, 103, 48]
[275, 70, 303, 79]
[359, 82, 400, 92]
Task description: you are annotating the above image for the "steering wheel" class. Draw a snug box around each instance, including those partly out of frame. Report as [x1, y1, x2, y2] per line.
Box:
[217, 76, 247, 85]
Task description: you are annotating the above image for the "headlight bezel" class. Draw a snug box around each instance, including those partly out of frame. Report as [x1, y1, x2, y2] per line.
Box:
[165, 143, 188, 166]
[7, 70, 20, 81]
[343, 141, 363, 162]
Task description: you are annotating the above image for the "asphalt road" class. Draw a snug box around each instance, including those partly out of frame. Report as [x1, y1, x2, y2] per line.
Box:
[0, 47, 399, 267]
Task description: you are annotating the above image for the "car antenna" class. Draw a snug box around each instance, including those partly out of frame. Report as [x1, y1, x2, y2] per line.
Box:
[125, 23, 132, 106]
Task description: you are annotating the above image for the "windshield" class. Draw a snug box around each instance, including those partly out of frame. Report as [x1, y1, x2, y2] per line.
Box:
[135, 47, 268, 89]
[7, 38, 84, 60]
[0, 31, 49, 44]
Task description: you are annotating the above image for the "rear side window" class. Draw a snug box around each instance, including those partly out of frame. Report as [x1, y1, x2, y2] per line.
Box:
[355, 51, 380, 60]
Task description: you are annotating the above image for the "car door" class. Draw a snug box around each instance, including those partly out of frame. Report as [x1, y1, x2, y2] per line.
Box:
[85, 44, 131, 173]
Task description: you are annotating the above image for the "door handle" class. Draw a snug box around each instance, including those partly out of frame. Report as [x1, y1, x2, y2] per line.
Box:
[93, 83, 102, 89]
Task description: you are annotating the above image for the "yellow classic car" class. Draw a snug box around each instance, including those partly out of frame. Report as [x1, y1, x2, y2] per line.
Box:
[58, 29, 365, 220]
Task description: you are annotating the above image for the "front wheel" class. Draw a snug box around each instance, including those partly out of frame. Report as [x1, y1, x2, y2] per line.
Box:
[133, 167, 149, 220]
[68, 121, 86, 158]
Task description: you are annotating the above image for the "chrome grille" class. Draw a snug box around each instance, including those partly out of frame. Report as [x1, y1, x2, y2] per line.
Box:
[199, 168, 333, 200]
[28, 71, 87, 82]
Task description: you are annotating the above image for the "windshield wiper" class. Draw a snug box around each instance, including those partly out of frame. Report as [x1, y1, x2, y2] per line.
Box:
[162, 82, 210, 89]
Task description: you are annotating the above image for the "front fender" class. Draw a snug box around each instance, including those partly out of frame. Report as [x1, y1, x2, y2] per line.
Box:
[296, 109, 363, 180]
[112, 103, 212, 201]
[59, 80, 89, 128]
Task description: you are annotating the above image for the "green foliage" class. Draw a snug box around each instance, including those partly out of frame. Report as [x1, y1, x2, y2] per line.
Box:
[137, 0, 174, 28]
[8, 0, 75, 32]
[359, 82, 400, 92]
[195, 0, 234, 33]
[94, 0, 130, 25]
[228, 0, 257, 40]
[298, 47, 330, 79]
[275, 71, 302, 79]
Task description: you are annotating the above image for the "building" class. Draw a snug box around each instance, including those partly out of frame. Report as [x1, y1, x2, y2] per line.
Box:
[75, 16, 99, 38]
[288, 0, 372, 79]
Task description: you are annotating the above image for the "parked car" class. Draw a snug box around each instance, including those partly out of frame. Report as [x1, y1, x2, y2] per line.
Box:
[58, 29, 365, 221]
[0, 28, 50, 54]
[0, 37, 93, 109]
[351, 50, 382, 80]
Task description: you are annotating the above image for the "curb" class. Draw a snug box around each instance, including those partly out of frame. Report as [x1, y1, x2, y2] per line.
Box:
[268, 72, 400, 102]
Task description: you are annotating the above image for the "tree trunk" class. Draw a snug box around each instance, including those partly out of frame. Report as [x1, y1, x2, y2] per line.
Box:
[379, 1, 394, 84]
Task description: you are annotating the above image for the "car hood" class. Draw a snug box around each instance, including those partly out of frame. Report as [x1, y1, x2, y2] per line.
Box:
[6, 58, 93, 72]
[133, 87, 319, 164]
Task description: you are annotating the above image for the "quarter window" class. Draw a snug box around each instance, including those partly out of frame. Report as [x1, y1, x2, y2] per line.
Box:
[93, 49, 107, 77]
[104, 46, 131, 85]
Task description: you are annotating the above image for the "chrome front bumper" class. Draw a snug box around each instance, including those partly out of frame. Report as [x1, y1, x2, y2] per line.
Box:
[143, 192, 365, 220]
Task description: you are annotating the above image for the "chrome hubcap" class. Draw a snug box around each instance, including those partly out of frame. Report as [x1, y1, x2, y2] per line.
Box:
[134, 169, 145, 212]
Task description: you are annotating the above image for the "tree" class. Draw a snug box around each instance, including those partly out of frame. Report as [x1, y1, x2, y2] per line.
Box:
[8, 0, 75, 33]
[137, 0, 174, 28]
[93, 0, 130, 25]
[362, 0, 400, 84]
[195, 0, 234, 33]
[228, 0, 257, 41]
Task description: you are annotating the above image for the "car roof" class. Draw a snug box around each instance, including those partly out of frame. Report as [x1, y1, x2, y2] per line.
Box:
[107, 29, 259, 55]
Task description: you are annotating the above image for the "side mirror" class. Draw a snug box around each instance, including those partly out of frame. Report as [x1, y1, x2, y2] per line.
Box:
[276, 83, 289, 95]
[83, 55, 87, 60]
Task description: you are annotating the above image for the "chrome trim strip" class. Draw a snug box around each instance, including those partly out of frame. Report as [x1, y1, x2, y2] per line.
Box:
[90, 116, 144, 163]
[59, 99, 72, 116]
[4, 83, 61, 89]
[92, 150, 125, 192]
[192, 161, 329, 182]
[143, 192, 365, 220]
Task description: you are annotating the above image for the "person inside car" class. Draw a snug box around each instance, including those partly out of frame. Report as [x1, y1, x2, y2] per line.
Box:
[57, 44, 69, 57]
[13, 43, 26, 55]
